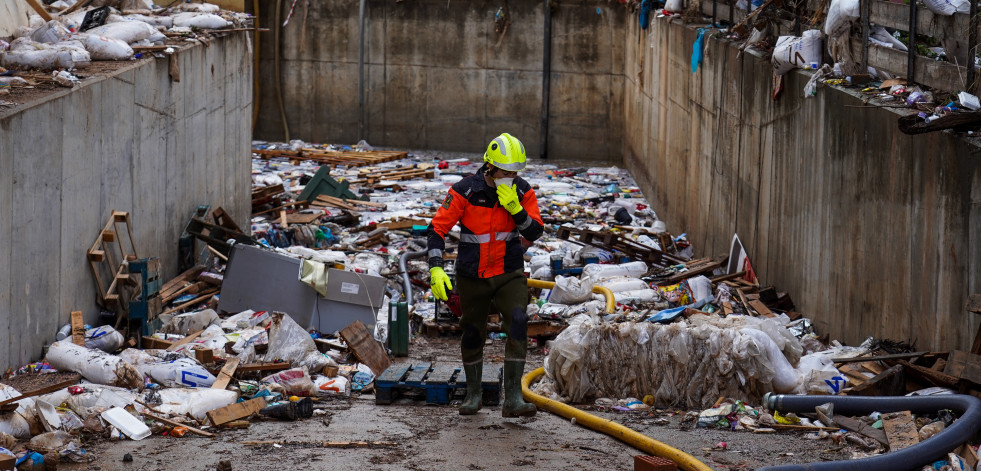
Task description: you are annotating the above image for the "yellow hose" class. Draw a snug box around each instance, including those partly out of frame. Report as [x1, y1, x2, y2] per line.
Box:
[522, 367, 713, 471]
[527, 278, 616, 314]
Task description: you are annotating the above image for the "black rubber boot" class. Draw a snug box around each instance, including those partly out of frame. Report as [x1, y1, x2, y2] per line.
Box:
[502, 362, 536, 418]
[459, 362, 483, 415]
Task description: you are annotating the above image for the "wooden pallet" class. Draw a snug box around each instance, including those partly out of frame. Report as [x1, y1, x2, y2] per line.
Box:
[375, 362, 502, 406]
[87, 211, 138, 309]
[555, 226, 685, 269]
[254, 148, 408, 168]
[349, 165, 435, 185]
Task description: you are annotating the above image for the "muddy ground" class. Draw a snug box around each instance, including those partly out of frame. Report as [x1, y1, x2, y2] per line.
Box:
[56, 336, 848, 471]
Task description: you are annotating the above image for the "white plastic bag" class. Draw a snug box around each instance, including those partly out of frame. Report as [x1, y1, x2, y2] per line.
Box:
[31, 20, 71, 43]
[312, 375, 349, 396]
[45, 341, 143, 390]
[262, 368, 316, 397]
[772, 30, 823, 75]
[823, 0, 860, 38]
[264, 312, 335, 373]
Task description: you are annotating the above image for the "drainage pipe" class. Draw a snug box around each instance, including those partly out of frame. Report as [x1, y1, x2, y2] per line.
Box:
[526, 278, 616, 314]
[522, 367, 713, 471]
[398, 250, 427, 308]
[759, 393, 981, 471]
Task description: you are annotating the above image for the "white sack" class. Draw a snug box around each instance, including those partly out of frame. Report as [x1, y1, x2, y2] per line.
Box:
[923, 0, 970, 15]
[171, 12, 231, 30]
[44, 340, 143, 390]
[84, 325, 126, 352]
[581, 261, 648, 281]
[118, 349, 216, 388]
[160, 309, 220, 335]
[1, 40, 90, 70]
[548, 275, 595, 305]
[144, 388, 238, 421]
[86, 21, 157, 44]
[0, 384, 35, 438]
[76, 33, 134, 60]
[31, 20, 71, 43]
[772, 30, 823, 75]
[595, 276, 649, 293]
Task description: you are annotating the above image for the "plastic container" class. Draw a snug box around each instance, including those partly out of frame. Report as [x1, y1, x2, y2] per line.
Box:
[100, 407, 150, 440]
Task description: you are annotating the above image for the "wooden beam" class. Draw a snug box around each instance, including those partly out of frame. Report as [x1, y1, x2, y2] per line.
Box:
[212, 358, 240, 390]
[882, 411, 919, 451]
[166, 330, 204, 351]
[70, 310, 85, 346]
[833, 352, 927, 364]
[24, 0, 52, 21]
[206, 397, 267, 426]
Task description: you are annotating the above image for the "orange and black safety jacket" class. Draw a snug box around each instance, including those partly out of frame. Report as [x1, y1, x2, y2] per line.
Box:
[427, 168, 544, 279]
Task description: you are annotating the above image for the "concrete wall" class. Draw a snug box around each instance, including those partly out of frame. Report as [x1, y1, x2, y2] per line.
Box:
[253, 0, 625, 161]
[0, 34, 253, 370]
[622, 18, 981, 352]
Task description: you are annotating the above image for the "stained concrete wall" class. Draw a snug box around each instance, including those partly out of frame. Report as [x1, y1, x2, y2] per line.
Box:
[622, 18, 981, 352]
[253, 0, 625, 161]
[0, 34, 253, 370]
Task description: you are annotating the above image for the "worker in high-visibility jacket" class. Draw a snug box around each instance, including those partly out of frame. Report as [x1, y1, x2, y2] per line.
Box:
[427, 133, 544, 417]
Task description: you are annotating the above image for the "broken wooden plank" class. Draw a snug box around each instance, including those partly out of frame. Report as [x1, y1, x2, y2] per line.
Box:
[212, 358, 240, 390]
[142, 336, 175, 350]
[235, 362, 292, 374]
[848, 364, 905, 396]
[882, 411, 919, 451]
[166, 330, 204, 351]
[944, 350, 981, 385]
[835, 415, 889, 446]
[143, 412, 216, 437]
[747, 299, 775, 318]
[833, 352, 927, 364]
[0, 376, 82, 408]
[206, 397, 267, 426]
[70, 310, 85, 346]
[339, 320, 392, 376]
[898, 360, 960, 388]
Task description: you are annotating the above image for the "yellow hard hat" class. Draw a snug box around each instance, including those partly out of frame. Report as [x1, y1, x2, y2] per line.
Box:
[483, 133, 526, 172]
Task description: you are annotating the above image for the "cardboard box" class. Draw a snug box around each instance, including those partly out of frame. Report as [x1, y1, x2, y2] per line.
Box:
[0, 454, 15, 471]
[218, 244, 386, 334]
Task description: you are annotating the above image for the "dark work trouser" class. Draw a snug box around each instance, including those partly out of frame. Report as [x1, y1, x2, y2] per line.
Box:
[456, 270, 529, 366]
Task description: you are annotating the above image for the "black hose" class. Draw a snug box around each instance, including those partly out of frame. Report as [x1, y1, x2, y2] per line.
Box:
[759, 393, 981, 471]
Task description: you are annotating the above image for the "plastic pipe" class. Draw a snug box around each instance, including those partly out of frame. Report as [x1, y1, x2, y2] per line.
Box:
[526, 278, 616, 314]
[399, 250, 426, 308]
[759, 393, 981, 471]
[522, 367, 713, 471]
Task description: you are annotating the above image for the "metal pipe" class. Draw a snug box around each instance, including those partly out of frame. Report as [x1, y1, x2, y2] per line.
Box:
[399, 250, 427, 307]
[861, 0, 870, 71]
[539, 0, 552, 160]
[968, 0, 979, 91]
[358, 0, 367, 140]
[274, 0, 290, 141]
[758, 393, 981, 471]
[907, 0, 917, 84]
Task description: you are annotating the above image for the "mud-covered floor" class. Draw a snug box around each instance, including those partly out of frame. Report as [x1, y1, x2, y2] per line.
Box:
[58, 336, 846, 471]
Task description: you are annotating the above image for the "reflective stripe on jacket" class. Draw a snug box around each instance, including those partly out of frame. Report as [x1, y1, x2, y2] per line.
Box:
[427, 168, 544, 279]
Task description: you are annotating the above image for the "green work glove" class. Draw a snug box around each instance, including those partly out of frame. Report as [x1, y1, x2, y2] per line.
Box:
[496, 183, 523, 216]
[430, 267, 452, 301]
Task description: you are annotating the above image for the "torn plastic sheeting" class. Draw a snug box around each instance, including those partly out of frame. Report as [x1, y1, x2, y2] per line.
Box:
[264, 312, 335, 374]
[44, 340, 143, 390]
[543, 315, 823, 408]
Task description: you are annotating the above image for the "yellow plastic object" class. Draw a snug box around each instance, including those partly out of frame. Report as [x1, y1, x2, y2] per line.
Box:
[521, 368, 712, 471]
[527, 278, 616, 314]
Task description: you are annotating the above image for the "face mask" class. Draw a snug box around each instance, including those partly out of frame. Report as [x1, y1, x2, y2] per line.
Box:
[494, 177, 514, 188]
